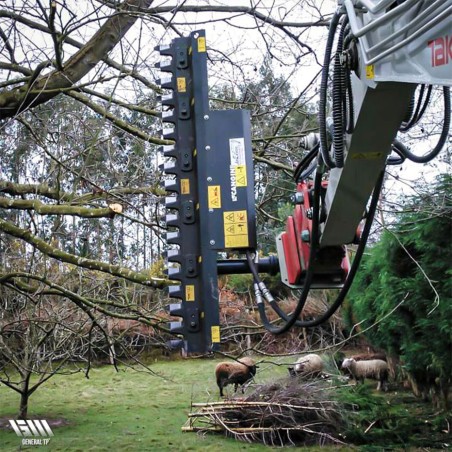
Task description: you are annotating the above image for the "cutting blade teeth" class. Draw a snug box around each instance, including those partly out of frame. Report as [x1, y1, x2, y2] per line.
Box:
[167, 300, 183, 313]
[163, 161, 178, 173]
[163, 146, 177, 158]
[161, 127, 174, 136]
[158, 77, 174, 89]
[166, 267, 181, 279]
[161, 110, 176, 124]
[166, 248, 180, 259]
[169, 321, 184, 334]
[165, 196, 178, 208]
[165, 213, 179, 226]
[166, 231, 180, 245]
[168, 286, 182, 297]
[155, 60, 173, 72]
[155, 44, 172, 55]
[161, 128, 176, 140]
[160, 93, 174, 106]
[164, 181, 178, 193]
[161, 144, 175, 154]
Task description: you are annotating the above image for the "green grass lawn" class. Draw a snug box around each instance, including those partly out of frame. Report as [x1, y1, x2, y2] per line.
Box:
[1, 356, 449, 451]
[0, 357, 292, 451]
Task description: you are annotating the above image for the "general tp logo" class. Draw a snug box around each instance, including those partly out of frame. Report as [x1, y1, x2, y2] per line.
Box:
[9, 419, 54, 446]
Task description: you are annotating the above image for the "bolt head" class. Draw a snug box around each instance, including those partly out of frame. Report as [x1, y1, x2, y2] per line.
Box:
[301, 230, 310, 242]
[210, 240, 215, 245]
[205, 145, 211, 151]
[294, 192, 304, 204]
[204, 114, 209, 120]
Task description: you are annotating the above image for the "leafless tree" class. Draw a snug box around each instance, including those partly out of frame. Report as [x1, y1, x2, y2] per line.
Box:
[0, 0, 330, 327]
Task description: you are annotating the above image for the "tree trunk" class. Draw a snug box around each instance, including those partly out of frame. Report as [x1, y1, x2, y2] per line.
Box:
[18, 374, 31, 419]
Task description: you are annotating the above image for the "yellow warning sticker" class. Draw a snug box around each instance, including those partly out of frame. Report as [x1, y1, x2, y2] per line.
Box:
[185, 285, 195, 301]
[208, 185, 222, 209]
[223, 210, 249, 248]
[177, 77, 186, 92]
[181, 179, 190, 195]
[225, 235, 249, 248]
[211, 325, 220, 343]
[366, 65, 375, 79]
[224, 210, 247, 224]
[351, 152, 383, 160]
[235, 165, 247, 187]
[198, 37, 206, 53]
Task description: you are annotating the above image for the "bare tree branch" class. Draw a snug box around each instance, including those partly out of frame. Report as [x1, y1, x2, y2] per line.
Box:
[0, 0, 154, 119]
[0, 218, 168, 287]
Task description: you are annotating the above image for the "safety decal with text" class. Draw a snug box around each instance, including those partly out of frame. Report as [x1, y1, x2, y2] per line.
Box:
[180, 179, 190, 194]
[211, 325, 220, 343]
[177, 77, 186, 92]
[229, 137, 247, 201]
[197, 37, 206, 53]
[235, 164, 247, 187]
[185, 285, 195, 301]
[208, 185, 222, 209]
[223, 210, 249, 248]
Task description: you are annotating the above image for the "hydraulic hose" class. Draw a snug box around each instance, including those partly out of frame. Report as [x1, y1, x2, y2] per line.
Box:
[254, 161, 324, 334]
[387, 141, 406, 165]
[255, 167, 384, 331]
[293, 142, 320, 182]
[332, 17, 349, 168]
[287, 170, 385, 327]
[401, 87, 417, 129]
[246, 250, 308, 328]
[319, 10, 342, 169]
[399, 85, 432, 132]
[397, 87, 450, 163]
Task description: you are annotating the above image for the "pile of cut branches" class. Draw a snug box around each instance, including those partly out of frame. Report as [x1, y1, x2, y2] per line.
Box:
[183, 379, 348, 447]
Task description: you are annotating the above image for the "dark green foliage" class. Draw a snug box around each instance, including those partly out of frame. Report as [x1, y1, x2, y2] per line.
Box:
[337, 384, 451, 449]
[346, 174, 452, 406]
[223, 273, 254, 293]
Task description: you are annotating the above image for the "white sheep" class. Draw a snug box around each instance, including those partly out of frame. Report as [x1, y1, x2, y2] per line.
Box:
[350, 352, 387, 362]
[288, 353, 324, 378]
[341, 358, 389, 391]
[215, 357, 258, 397]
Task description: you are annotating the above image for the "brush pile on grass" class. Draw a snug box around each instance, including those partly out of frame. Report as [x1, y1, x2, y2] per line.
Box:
[184, 378, 348, 447]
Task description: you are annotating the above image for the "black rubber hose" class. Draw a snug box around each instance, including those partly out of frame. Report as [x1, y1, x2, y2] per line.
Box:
[399, 85, 432, 132]
[401, 87, 417, 128]
[257, 169, 384, 331]
[332, 16, 348, 168]
[332, 53, 345, 167]
[412, 85, 433, 126]
[387, 142, 406, 165]
[255, 161, 324, 334]
[283, 170, 385, 328]
[397, 87, 450, 163]
[246, 237, 310, 329]
[298, 160, 318, 181]
[342, 26, 355, 134]
[246, 250, 260, 283]
[319, 11, 342, 169]
[293, 142, 320, 182]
